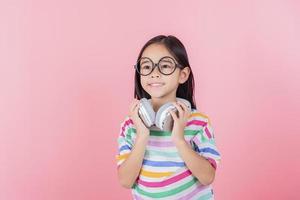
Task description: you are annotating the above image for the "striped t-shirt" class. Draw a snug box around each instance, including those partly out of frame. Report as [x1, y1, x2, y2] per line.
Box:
[116, 109, 221, 200]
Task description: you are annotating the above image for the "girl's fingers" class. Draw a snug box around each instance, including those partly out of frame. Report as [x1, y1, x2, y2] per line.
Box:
[130, 98, 139, 109]
[172, 102, 184, 117]
[169, 109, 177, 120]
[177, 101, 190, 117]
[133, 102, 140, 114]
[176, 101, 186, 111]
[129, 99, 139, 115]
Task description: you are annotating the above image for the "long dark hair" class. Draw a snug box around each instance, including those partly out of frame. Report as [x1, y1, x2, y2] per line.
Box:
[134, 35, 197, 110]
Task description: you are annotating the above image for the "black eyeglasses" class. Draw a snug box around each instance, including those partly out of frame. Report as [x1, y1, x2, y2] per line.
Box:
[134, 56, 182, 76]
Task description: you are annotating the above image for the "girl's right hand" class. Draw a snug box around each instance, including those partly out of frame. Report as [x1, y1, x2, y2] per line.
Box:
[128, 98, 150, 137]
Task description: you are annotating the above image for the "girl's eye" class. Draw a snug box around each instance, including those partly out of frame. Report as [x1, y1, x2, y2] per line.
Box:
[161, 64, 171, 68]
[141, 65, 151, 69]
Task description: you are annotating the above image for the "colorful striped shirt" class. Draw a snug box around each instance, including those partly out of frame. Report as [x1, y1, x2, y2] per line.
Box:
[116, 109, 221, 199]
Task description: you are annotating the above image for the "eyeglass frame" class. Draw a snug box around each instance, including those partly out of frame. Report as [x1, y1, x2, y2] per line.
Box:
[134, 56, 183, 76]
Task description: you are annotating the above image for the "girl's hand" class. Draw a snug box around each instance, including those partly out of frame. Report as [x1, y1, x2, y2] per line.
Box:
[128, 98, 150, 137]
[169, 101, 191, 143]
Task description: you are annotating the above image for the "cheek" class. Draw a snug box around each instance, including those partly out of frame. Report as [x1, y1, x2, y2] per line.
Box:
[140, 77, 148, 88]
[167, 76, 180, 86]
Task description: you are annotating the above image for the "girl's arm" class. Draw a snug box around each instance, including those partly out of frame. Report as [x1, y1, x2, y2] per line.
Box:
[117, 130, 149, 189]
[173, 139, 215, 186]
[169, 101, 220, 186]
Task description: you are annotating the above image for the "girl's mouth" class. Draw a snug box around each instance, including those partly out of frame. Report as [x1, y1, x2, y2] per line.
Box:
[148, 83, 165, 88]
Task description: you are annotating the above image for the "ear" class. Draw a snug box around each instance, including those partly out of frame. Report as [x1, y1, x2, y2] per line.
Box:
[178, 67, 190, 84]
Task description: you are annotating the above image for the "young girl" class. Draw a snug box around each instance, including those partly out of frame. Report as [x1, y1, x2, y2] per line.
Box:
[116, 35, 221, 200]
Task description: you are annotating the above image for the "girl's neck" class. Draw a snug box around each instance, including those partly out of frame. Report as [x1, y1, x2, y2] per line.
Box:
[150, 96, 177, 112]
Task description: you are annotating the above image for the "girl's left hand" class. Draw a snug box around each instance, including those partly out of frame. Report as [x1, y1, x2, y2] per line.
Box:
[169, 101, 191, 143]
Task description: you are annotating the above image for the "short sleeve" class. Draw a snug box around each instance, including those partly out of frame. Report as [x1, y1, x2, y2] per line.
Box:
[191, 117, 221, 170]
[115, 116, 136, 168]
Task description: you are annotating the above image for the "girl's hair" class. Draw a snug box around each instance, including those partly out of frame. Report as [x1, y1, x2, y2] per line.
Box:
[134, 35, 197, 110]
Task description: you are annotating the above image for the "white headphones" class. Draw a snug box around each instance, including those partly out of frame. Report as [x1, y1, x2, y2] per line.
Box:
[138, 97, 191, 131]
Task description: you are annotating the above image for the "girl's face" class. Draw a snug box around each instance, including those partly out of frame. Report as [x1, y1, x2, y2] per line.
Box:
[140, 43, 190, 100]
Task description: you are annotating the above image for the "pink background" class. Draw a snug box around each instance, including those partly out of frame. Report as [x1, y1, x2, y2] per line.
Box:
[1, 0, 299, 199]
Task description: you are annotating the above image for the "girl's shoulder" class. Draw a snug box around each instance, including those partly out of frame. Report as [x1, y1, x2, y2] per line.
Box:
[119, 115, 135, 132]
[188, 108, 212, 126]
[121, 114, 134, 124]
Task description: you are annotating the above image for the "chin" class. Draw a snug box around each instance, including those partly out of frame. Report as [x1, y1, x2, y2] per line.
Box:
[150, 93, 169, 99]
[145, 92, 163, 99]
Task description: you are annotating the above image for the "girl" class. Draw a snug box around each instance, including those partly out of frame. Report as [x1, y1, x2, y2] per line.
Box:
[116, 35, 221, 200]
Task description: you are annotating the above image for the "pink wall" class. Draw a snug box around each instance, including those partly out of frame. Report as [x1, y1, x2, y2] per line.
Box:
[1, 0, 299, 199]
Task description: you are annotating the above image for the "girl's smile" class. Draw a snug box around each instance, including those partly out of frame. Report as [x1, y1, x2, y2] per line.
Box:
[147, 82, 165, 88]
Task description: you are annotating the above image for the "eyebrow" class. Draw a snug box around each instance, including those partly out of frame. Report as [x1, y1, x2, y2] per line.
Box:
[160, 59, 172, 63]
[140, 60, 150, 65]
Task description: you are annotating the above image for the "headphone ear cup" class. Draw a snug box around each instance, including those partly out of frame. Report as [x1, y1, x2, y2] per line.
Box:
[155, 98, 192, 131]
[138, 98, 155, 128]
[155, 102, 176, 131]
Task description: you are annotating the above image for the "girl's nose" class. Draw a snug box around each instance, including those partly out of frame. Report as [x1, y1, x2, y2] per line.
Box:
[150, 66, 160, 78]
